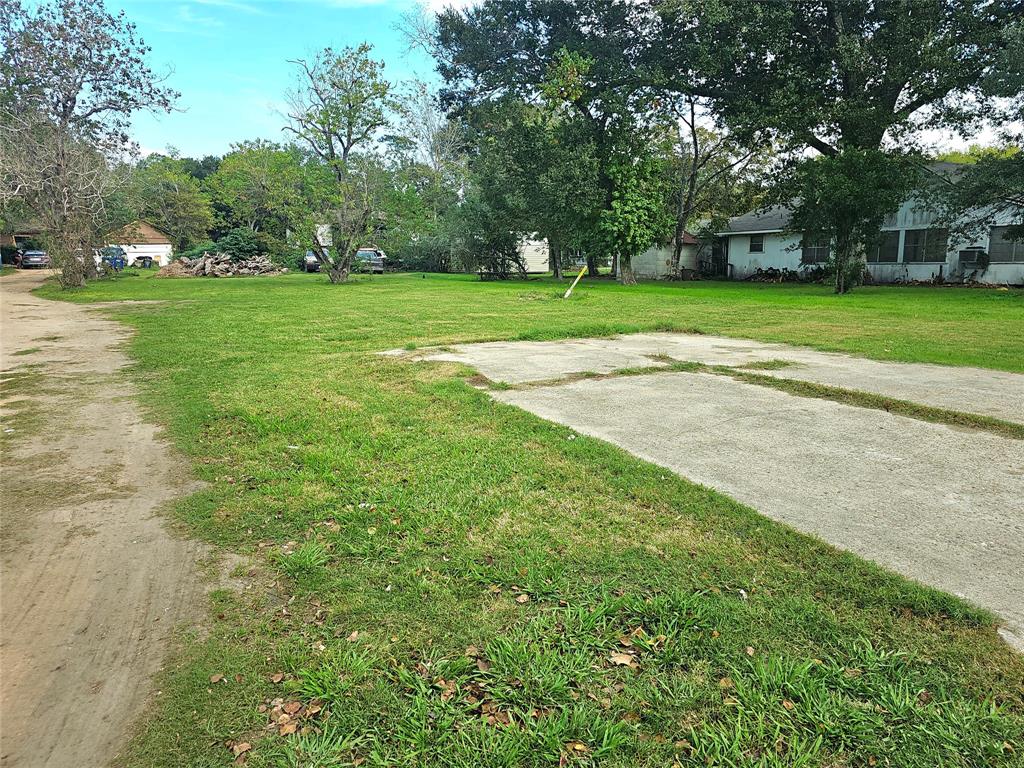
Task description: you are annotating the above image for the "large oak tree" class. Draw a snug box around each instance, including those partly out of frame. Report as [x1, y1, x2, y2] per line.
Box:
[656, 0, 1023, 291]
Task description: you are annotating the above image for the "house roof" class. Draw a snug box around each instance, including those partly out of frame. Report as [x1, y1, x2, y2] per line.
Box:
[109, 220, 172, 245]
[720, 205, 792, 235]
[719, 161, 968, 236]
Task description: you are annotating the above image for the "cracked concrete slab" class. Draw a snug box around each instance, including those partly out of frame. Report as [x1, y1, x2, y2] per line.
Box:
[493, 371, 1024, 649]
[416, 333, 1024, 424]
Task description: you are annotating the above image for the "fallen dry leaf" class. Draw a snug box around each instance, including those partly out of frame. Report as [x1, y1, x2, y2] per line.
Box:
[283, 701, 302, 715]
[476, 658, 491, 673]
[232, 742, 252, 757]
[347, 631, 360, 642]
[745, 646, 755, 657]
[515, 594, 530, 604]
[279, 721, 298, 736]
[718, 677, 734, 690]
[566, 741, 590, 753]
[782, 699, 795, 711]
[270, 672, 285, 683]
[209, 674, 224, 684]
[608, 652, 635, 667]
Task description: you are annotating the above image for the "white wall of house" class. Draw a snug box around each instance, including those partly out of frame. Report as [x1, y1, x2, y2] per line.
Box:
[725, 232, 804, 279]
[724, 200, 1024, 285]
[519, 239, 549, 273]
[632, 244, 698, 279]
[315, 224, 333, 247]
[113, 242, 173, 267]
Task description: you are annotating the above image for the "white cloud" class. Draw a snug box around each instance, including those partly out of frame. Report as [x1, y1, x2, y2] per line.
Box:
[177, 3, 224, 28]
[194, 0, 272, 15]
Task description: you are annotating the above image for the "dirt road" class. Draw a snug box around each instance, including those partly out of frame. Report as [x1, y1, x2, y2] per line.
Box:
[0, 270, 206, 767]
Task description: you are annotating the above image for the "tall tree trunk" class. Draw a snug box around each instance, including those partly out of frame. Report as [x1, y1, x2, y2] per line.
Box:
[83, 251, 99, 281]
[57, 251, 86, 288]
[586, 252, 598, 277]
[832, 220, 862, 294]
[618, 254, 637, 286]
[550, 238, 562, 279]
[673, 97, 700, 278]
[327, 264, 350, 283]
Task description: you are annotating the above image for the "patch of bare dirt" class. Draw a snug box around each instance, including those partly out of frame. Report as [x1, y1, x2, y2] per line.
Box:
[0, 270, 208, 767]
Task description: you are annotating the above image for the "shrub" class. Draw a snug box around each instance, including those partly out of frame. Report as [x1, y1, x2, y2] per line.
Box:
[394, 236, 453, 273]
[176, 240, 217, 262]
[217, 228, 268, 261]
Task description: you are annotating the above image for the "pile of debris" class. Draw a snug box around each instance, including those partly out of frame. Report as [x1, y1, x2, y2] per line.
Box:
[745, 267, 804, 283]
[745, 265, 828, 283]
[155, 252, 281, 278]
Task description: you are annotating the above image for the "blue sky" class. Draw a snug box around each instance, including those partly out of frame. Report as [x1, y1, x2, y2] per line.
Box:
[114, 0, 1008, 158]
[115, 0, 445, 157]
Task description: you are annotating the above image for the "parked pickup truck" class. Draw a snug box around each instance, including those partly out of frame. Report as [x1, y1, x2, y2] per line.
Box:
[355, 247, 386, 274]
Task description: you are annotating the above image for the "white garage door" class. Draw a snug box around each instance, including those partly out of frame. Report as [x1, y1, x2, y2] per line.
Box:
[114, 243, 173, 267]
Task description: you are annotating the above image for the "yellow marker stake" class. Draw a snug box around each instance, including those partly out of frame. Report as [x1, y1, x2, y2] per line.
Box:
[563, 265, 588, 299]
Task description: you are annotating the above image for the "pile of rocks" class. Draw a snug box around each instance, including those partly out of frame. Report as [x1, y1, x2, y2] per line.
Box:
[156, 252, 283, 278]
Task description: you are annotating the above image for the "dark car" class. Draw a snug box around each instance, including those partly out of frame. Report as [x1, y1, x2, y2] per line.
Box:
[355, 247, 386, 274]
[98, 246, 127, 271]
[15, 250, 50, 269]
[300, 250, 321, 272]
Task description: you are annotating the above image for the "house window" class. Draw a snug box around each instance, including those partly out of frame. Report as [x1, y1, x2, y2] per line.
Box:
[988, 226, 1024, 263]
[867, 231, 900, 263]
[800, 236, 830, 264]
[749, 234, 764, 253]
[903, 228, 948, 263]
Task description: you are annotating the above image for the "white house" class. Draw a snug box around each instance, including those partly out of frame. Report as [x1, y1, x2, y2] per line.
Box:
[630, 233, 700, 279]
[109, 220, 174, 267]
[518, 238, 550, 273]
[517, 234, 701, 278]
[719, 172, 1024, 286]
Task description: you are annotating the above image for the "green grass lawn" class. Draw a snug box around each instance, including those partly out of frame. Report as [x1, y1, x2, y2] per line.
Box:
[39, 273, 1024, 767]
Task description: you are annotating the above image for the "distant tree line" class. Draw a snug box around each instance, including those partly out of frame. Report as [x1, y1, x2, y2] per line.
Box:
[2, 0, 1021, 292]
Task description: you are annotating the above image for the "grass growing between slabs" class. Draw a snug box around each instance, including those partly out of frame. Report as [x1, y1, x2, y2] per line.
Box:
[38, 272, 1024, 767]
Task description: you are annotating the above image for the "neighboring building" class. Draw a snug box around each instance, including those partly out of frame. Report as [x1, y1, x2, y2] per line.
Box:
[518, 238, 549, 273]
[518, 234, 701, 278]
[631, 233, 699, 279]
[108, 220, 174, 267]
[719, 181, 1024, 285]
[0, 221, 44, 251]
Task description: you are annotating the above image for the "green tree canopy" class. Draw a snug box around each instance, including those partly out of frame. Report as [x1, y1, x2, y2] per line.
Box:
[655, 0, 1023, 291]
[131, 155, 214, 250]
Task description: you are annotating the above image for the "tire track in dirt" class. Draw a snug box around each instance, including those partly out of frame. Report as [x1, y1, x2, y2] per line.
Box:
[1, 270, 207, 767]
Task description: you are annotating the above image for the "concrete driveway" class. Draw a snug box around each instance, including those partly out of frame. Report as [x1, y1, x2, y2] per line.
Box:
[410, 333, 1024, 649]
[419, 333, 1024, 424]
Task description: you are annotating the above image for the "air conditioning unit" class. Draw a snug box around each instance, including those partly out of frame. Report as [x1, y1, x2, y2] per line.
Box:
[958, 248, 987, 270]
